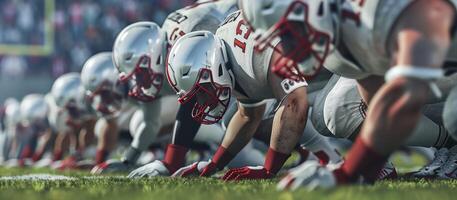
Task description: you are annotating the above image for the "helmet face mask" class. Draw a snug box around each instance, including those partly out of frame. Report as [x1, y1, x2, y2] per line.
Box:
[178, 68, 231, 124]
[65, 99, 84, 119]
[86, 80, 124, 116]
[167, 31, 233, 124]
[119, 55, 164, 102]
[113, 22, 166, 103]
[247, 0, 332, 80]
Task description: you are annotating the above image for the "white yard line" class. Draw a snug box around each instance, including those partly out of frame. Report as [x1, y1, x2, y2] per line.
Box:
[0, 174, 129, 181]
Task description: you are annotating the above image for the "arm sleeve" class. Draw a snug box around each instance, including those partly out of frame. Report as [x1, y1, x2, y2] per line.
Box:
[171, 98, 202, 148]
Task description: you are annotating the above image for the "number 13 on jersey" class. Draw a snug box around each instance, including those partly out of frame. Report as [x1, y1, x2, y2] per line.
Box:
[234, 20, 252, 53]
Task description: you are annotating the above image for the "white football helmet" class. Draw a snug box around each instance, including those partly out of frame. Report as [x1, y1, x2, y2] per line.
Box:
[50, 73, 87, 119]
[239, 0, 338, 79]
[81, 52, 126, 116]
[19, 94, 49, 126]
[167, 31, 233, 124]
[113, 21, 166, 102]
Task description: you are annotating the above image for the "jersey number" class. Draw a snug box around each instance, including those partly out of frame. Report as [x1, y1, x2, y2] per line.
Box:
[169, 27, 186, 44]
[233, 20, 252, 53]
[341, 0, 366, 27]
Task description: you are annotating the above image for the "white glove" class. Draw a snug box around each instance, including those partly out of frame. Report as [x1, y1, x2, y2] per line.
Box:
[277, 161, 337, 191]
[128, 160, 170, 178]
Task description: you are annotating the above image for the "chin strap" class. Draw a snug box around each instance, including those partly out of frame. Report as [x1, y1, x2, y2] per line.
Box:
[385, 66, 444, 98]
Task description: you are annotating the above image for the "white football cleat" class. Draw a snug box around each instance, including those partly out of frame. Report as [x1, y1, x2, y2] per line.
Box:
[437, 146, 457, 179]
[412, 148, 448, 178]
[277, 161, 337, 191]
[128, 160, 170, 178]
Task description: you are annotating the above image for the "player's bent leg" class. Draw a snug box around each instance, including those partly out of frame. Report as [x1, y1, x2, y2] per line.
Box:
[299, 113, 343, 165]
[312, 75, 364, 139]
[444, 87, 457, 140]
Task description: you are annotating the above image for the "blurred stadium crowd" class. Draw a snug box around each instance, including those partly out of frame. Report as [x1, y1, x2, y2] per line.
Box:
[0, 0, 194, 79]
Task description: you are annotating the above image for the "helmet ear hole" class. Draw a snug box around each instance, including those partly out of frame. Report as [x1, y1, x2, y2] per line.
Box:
[156, 55, 162, 65]
[218, 64, 223, 77]
[262, 0, 273, 10]
[317, 2, 324, 16]
[124, 53, 133, 62]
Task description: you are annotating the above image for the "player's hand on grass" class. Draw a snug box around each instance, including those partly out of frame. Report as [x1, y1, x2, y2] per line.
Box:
[172, 160, 218, 177]
[222, 166, 273, 181]
[33, 157, 53, 168]
[128, 160, 170, 178]
[277, 161, 337, 191]
[53, 155, 79, 170]
[90, 159, 132, 174]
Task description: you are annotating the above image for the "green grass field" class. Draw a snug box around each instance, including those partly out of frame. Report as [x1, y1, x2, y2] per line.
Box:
[0, 152, 455, 200]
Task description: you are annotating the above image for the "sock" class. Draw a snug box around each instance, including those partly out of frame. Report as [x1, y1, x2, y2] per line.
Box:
[52, 150, 63, 161]
[20, 145, 32, 159]
[340, 137, 388, 183]
[264, 148, 290, 175]
[162, 144, 188, 174]
[212, 146, 235, 170]
[32, 150, 44, 162]
[95, 149, 109, 164]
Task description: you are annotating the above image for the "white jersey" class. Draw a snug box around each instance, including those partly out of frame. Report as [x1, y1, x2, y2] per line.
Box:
[161, 0, 238, 47]
[216, 11, 308, 104]
[324, 0, 457, 79]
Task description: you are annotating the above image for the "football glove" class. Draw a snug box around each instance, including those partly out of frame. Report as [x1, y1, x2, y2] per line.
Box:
[128, 160, 170, 178]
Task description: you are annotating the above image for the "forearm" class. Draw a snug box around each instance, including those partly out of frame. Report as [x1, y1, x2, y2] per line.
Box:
[98, 118, 119, 151]
[53, 133, 70, 160]
[34, 130, 52, 157]
[270, 99, 308, 154]
[171, 102, 201, 147]
[78, 120, 96, 152]
[221, 109, 263, 155]
[162, 102, 202, 173]
[361, 79, 430, 154]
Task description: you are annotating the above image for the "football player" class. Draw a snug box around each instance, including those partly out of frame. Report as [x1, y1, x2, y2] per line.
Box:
[239, 0, 457, 188]
[118, 0, 241, 176]
[49, 73, 98, 170]
[0, 98, 19, 163]
[166, 10, 337, 180]
[99, 20, 266, 175]
[18, 94, 52, 166]
[80, 52, 137, 165]
[83, 52, 225, 173]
